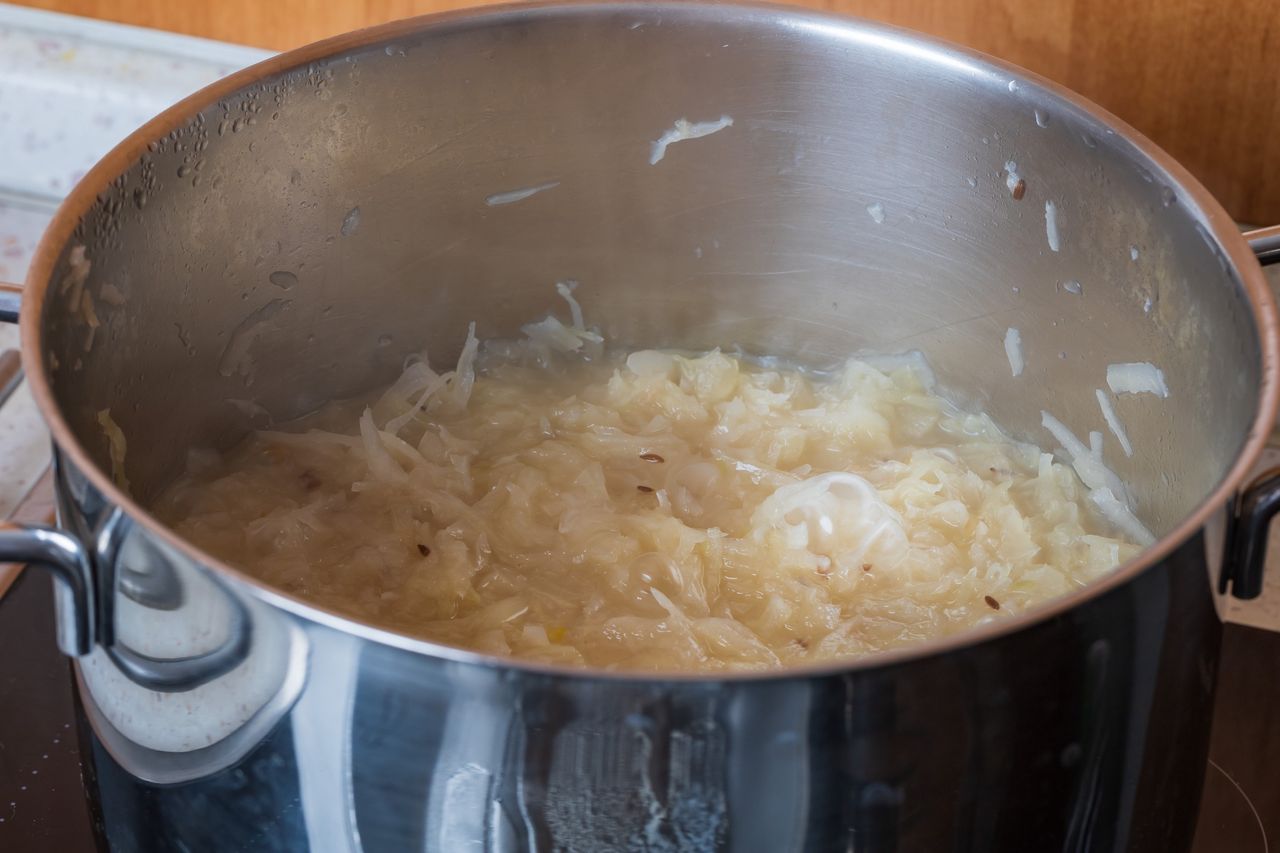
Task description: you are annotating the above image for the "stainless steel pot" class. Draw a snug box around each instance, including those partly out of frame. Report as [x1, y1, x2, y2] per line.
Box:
[3, 3, 1280, 850]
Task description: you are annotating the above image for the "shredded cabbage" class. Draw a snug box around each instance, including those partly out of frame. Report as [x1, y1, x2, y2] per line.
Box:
[1107, 362, 1169, 398]
[153, 294, 1145, 672]
[97, 408, 130, 492]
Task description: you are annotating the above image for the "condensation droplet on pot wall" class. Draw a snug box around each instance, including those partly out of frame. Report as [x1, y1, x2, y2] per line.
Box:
[269, 270, 298, 290]
[866, 202, 885, 224]
[1034, 109, 1049, 128]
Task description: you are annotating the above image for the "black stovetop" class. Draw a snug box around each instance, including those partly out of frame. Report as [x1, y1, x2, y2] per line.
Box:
[0, 570, 1273, 852]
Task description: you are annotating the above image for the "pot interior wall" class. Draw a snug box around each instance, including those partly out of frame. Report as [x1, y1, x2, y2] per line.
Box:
[37, 3, 1261, 537]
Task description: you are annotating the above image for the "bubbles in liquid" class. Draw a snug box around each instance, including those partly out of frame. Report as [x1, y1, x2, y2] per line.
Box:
[269, 271, 298, 290]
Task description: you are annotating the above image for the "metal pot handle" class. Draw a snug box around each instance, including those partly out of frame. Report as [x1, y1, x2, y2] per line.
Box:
[1221, 227, 1280, 599]
[1224, 468, 1280, 599]
[0, 522, 94, 656]
[1246, 224, 1280, 266]
[93, 506, 254, 691]
[0, 282, 250, 690]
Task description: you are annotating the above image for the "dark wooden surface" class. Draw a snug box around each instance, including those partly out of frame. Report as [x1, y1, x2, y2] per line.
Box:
[0, 568, 1275, 851]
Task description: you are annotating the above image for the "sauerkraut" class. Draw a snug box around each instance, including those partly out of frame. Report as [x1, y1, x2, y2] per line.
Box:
[153, 297, 1143, 672]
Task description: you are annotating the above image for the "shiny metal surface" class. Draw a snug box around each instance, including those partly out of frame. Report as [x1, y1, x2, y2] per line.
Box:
[1225, 468, 1280, 599]
[0, 521, 93, 655]
[0, 281, 20, 325]
[3, 2, 1280, 850]
[1246, 224, 1280, 266]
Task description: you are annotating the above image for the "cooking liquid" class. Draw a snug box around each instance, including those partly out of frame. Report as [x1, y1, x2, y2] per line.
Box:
[153, 341, 1139, 672]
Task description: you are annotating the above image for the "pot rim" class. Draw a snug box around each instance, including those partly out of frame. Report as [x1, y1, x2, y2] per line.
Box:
[22, 0, 1280, 683]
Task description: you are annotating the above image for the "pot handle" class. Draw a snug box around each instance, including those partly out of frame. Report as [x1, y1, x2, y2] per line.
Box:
[0, 509, 253, 689]
[1246, 224, 1280, 266]
[1223, 228, 1280, 598]
[1224, 469, 1280, 599]
[92, 508, 254, 692]
[0, 280, 20, 323]
[0, 523, 94, 655]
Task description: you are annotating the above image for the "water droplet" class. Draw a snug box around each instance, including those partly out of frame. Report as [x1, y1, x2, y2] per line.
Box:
[1160, 186, 1176, 207]
[1129, 245, 1140, 261]
[341, 206, 361, 237]
[1081, 133, 1098, 149]
[1061, 279, 1082, 295]
[269, 270, 298, 290]
[133, 189, 147, 209]
[232, 117, 245, 133]
[1034, 109, 1049, 128]
[1008, 80, 1020, 92]
[378, 334, 393, 347]
[177, 164, 192, 178]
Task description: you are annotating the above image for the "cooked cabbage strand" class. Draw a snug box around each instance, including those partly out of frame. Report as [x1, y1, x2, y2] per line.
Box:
[155, 321, 1139, 671]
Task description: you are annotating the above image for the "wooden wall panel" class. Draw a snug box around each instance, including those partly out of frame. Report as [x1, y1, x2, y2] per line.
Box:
[14, 0, 1280, 224]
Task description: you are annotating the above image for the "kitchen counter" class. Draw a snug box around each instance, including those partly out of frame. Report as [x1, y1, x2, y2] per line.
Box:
[0, 5, 1276, 851]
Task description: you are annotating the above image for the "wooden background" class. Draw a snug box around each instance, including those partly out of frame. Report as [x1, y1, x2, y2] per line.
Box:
[14, 0, 1280, 225]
